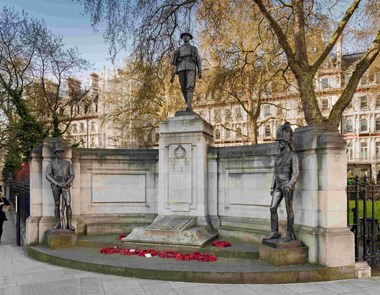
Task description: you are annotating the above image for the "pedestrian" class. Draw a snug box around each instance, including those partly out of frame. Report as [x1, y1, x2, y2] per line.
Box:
[0, 192, 11, 243]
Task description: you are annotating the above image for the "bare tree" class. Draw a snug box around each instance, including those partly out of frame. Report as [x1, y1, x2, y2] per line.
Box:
[100, 58, 181, 147]
[79, 0, 380, 126]
[27, 36, 91, 137]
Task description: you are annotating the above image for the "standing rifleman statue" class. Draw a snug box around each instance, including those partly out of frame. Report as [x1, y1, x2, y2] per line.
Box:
[46, 142, 75, 231]
[170, 32, 202, 111]
[265, 122, 299, 242]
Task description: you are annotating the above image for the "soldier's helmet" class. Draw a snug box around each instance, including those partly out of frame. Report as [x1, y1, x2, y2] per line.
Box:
[180, 32, 193, 40]
[54, 142, 64, 153]
[275, 122, 293, 143]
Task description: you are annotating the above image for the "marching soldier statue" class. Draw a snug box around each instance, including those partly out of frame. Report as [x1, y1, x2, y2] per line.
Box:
[170, 32, 202, 111]
[46, 142, 75, 231]
[265, 122, 299, 242]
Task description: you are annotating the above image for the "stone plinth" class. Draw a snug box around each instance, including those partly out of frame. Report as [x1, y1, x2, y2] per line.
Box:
[259, 238, 308, 266]
[125, 113, 217, 246]
[45, 229, 77, 249]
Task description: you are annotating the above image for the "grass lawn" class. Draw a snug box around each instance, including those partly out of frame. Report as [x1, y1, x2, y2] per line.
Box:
[348, 200, 380, 225]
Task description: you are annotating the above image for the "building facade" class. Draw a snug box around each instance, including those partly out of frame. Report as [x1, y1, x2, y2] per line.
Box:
[66, 53, 380, 180]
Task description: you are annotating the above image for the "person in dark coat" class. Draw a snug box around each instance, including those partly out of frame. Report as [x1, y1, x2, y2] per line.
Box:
[0, 192, 11, 243]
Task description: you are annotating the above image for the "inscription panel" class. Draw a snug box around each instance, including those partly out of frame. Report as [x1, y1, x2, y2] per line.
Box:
[168, 144, 192, 209]
[227, 171, 272, 206]
[147, 216, 196, 230]
[91, 173, 146, 203]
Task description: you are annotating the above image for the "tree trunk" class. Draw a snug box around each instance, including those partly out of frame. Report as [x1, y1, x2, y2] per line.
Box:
[296, 72, 325, 124]
[52, 113, 61, 137]
[248, 119, 258, 144]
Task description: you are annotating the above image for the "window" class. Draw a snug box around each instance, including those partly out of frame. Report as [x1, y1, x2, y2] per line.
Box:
[360, 118, 368, 132]
[215, 129, 221, 140]
[376, 142, 380, 159]
[225, 109, 232, 121]
[376, 118, 380, 131]
[72, 124, 78, 133]
[360, 96, 368, 109]
[376, 96, 380, 108]
[320, 77, 329, 89]
[346, 101, 353, 110]
[235, 108, 243, 121]
[376, 73, 380, 84]
[224, 123, 231, 139]
[321, 99, 328, 111]
[346, 142, 353, 161]
[263, 105, 270, 117]
[360, 142, 368, 160]
[277, 104, 283, 115]
[360, 74, 368, 86]
[236, 127, 242, 138]
[345, 119, 353, 133]
[214, 110, 221, 123]
[80, 122, 85, 133]
[264, 125, 271, 137]
[225, 129, 231, 139]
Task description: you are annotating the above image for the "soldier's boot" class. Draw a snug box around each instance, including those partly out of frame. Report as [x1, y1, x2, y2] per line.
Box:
[264, 231, 280, 240]
[263, 211, 281, 240]
[53, 207, 61, 229]
[186, 92, 193, 111]
[66, 208, 75, 231]
[284, 230, 296, 242]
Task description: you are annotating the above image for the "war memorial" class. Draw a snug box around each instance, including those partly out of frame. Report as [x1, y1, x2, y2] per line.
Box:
[22, 32, 369, 284]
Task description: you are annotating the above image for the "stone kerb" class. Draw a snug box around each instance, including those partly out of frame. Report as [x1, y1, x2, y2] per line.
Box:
[293, 125, 354, 267]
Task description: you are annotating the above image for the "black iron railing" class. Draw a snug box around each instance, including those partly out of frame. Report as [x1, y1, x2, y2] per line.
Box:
[347, 176, 380, 267]
[7, 178, 30, 246]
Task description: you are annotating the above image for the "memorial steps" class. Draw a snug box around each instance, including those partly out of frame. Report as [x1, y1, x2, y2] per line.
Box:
[25, 234, 355, 284]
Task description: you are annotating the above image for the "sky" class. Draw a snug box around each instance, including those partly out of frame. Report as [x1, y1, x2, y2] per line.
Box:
[0, 0, 118, 78]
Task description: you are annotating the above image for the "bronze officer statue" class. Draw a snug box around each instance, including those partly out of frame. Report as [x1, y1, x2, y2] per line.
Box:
[46, 142, 75, 230]
[265, 122, 299, 242]
[170, 32, 202, 111]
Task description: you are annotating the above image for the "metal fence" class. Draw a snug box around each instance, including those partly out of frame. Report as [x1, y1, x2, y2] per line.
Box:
[347, 176, 380, 267]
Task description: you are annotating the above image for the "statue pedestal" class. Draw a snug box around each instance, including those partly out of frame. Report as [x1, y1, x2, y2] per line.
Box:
[45, 229, 77, 249]
[259, 238, 308, 266]
[124, 113, 217, 246]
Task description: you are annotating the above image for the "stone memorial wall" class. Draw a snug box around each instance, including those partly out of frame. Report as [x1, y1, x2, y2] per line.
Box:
[26, 115, 354, 268]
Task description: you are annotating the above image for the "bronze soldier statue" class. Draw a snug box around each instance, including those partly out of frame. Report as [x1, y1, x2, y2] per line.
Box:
[265, 122, 299, 242]
[170, 32, 202, 111]
[46, 142, 75, 230]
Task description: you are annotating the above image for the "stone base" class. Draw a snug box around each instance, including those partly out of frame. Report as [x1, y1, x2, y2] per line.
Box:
[355, 262, 371, 278]
[259, 238, 308, 266]
[123, 216, 217, 247]
[175, 109, 199, 117]
[45, 229, 77, 249]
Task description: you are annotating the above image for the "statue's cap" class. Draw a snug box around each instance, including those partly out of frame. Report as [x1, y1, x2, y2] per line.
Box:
[275, 122, 293, 143]
[54, 142, 64, 153]
[180, 32, 193, 40]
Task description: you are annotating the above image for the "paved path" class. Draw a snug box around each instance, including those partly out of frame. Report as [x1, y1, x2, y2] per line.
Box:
[1, 216, 380, 295]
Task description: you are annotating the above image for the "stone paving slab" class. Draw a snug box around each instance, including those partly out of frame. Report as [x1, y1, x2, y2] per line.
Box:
[2, 217, 380, 294]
